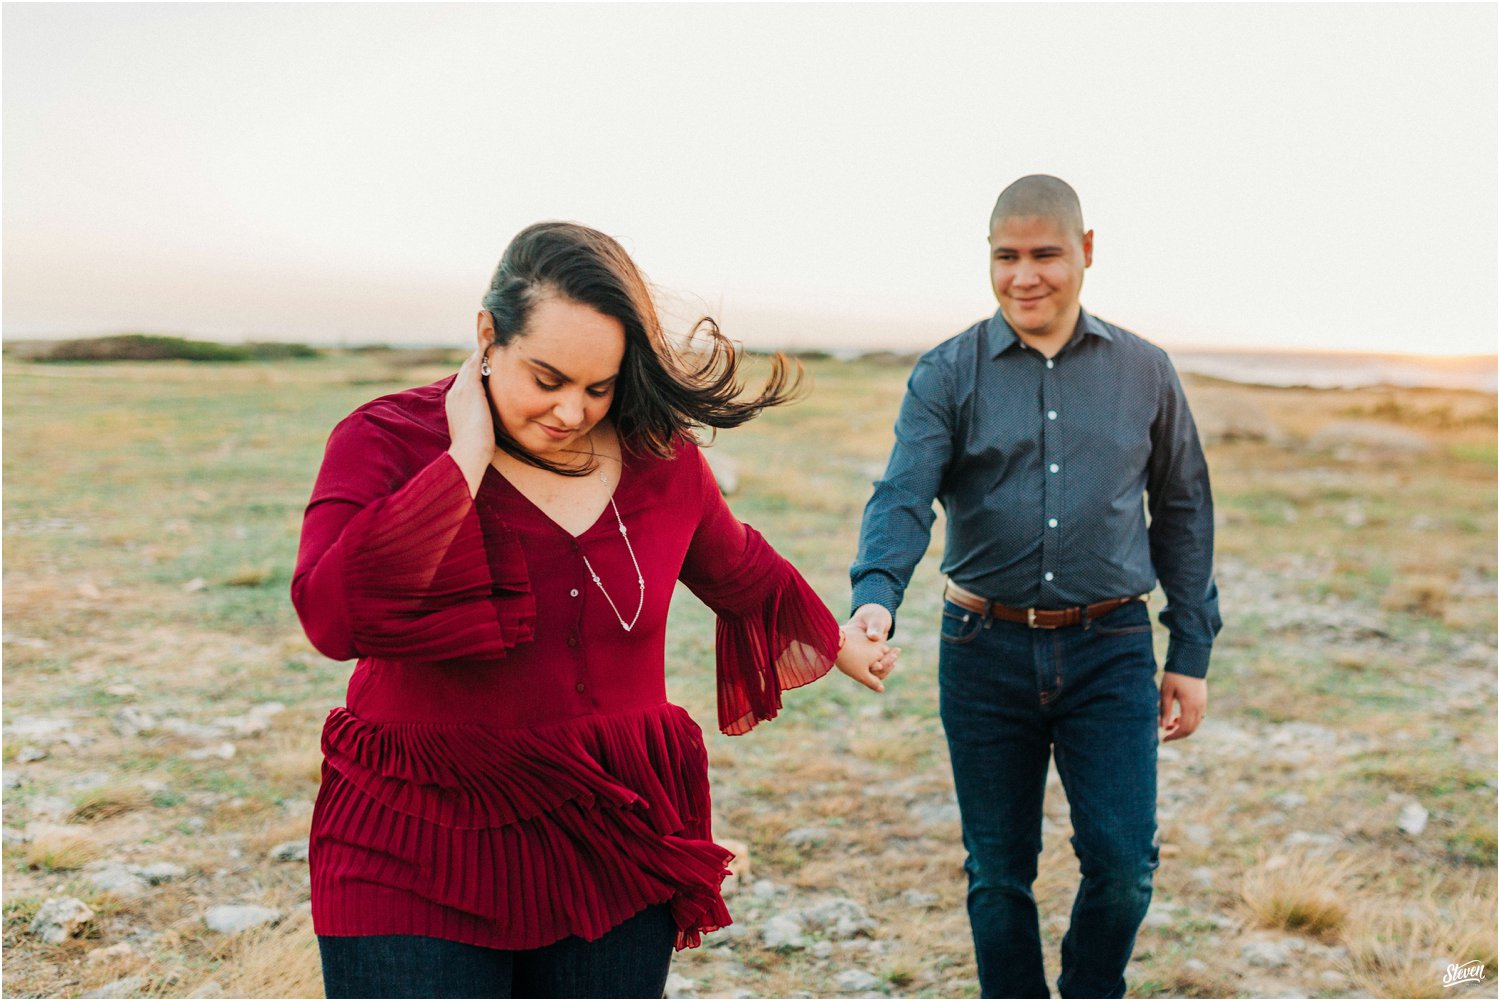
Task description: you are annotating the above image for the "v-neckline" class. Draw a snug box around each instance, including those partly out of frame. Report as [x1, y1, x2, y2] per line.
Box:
[483, 457, 626, 541]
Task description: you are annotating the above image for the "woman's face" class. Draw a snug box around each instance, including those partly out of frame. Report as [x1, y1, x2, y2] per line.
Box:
[480, 295, 627, 459]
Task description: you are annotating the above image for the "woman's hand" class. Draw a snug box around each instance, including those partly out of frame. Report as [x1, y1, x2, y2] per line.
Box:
[447, 348, 497, 497]
[835, 624, 899, 693]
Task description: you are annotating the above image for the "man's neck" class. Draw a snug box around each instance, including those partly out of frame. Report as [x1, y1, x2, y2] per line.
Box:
[1008, 304, 1082, 359]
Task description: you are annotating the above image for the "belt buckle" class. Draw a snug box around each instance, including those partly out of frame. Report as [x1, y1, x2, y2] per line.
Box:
[1026, 608, 1057, 630]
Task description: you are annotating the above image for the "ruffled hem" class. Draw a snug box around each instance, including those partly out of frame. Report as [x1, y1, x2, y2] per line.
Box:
[311, 704, 733, 950]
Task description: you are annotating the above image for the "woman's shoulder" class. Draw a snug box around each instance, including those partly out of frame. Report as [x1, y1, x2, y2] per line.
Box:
[332, 376, 456, 449]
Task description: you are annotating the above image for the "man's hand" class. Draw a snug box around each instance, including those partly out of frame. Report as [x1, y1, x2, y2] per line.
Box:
[848, 603, 893, 643]
[1160, 672, 1207, 742]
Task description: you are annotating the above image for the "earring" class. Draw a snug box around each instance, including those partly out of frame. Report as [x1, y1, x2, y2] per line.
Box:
[481, 358, 491, 377]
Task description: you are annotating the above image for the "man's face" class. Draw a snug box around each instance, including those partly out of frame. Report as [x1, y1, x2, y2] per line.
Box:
[988, 214, 1093, 342]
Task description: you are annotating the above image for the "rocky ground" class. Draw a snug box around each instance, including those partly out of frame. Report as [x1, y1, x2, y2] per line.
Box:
[3, 354, 1495, 998]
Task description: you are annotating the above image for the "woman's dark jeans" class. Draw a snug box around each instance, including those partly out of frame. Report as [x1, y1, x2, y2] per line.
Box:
[938, 599, 1160, 999]
[318, 904, 676, 999]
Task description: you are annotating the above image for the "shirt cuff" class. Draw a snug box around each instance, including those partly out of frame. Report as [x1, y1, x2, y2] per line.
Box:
[1164, 638, 1213, 679]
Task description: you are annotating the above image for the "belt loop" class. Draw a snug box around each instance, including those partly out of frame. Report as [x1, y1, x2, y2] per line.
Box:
[1080, 603, 1091, 631]
[982, 599, 994, 629]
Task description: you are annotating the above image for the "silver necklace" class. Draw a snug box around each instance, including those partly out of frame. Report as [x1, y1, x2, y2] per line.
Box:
[579, 469, 644, 632]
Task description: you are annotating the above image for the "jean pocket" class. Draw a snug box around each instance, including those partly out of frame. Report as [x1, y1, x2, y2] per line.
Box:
[1089, 601, 1153, 636]
[940, 603, 985, 645]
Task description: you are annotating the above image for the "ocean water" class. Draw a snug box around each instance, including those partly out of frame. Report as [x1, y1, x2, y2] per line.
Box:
[1165, 350, 1496, 393]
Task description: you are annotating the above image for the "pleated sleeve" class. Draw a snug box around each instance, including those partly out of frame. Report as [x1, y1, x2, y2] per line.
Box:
[678, 444, 839, 735]
[291, 410, 535, 663]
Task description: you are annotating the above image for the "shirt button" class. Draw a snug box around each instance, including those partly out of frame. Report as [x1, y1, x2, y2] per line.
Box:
[567, 635, 579, 648]
[1047, 410, 1057, 420]
[1044, 572, 1055, 582]
[1049, 463, 1059, 473]
[1048, 518, 1058, 528]
[575, 682, 585, 693]
[1046, 359, 1054, 369]
[570, 589, 579, 598]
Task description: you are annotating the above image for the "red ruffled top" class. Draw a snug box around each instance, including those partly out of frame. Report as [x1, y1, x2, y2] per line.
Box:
[291, 377, 839, 950]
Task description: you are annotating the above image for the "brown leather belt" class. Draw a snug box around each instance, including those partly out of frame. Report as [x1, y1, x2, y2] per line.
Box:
[944, 579, 1148, 630]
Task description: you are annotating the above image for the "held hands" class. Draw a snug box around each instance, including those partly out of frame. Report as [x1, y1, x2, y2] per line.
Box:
[446, 349, 497, 497]
[837, 604, 899, 693]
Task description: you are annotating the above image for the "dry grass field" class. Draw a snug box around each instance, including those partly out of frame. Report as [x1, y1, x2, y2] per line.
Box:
[3, 349, 1495, 998]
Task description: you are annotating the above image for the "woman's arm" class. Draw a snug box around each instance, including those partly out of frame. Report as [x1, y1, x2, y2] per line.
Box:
[677, 443, 895, 735]
[290, 368, 534, 663]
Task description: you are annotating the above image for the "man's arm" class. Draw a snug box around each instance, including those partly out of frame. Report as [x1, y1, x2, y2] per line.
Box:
[1145, 353, 1222, 738]
[849, 355, 955, 640]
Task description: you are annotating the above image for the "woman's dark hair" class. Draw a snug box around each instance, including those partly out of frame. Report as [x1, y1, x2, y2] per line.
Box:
[481, 221, 804, 476]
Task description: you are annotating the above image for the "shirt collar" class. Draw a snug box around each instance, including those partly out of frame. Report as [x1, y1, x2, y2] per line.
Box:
[986, 306, 1113, 359]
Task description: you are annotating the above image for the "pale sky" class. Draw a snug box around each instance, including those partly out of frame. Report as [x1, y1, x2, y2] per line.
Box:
[3, 3, 1496, 355]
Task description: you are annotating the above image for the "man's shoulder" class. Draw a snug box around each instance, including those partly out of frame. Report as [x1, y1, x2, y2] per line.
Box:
[1090, 314, 1172, 365]
[915, 317, 990, 368]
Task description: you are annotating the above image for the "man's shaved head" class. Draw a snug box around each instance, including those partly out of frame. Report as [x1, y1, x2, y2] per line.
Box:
[989, 175, 1085, 235]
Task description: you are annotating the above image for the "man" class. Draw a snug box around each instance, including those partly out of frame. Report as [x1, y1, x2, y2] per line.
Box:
[848, 175, 1220, 998]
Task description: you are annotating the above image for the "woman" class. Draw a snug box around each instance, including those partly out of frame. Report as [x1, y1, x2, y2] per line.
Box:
[292, 222, 898, 998]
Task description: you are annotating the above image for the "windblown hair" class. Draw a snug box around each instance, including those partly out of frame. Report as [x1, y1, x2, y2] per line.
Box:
[481, 221, 804, 476]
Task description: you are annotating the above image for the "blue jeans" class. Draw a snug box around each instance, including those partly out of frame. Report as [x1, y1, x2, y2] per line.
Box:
[317, 904, 675, 999]
[938, 598, 1160, 999]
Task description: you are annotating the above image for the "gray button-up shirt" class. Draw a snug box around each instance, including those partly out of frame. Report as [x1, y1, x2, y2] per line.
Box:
[850, 308, 1222, 677]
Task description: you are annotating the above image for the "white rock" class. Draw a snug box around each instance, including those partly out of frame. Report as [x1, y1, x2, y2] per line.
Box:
[186, 742, 237, 761]
[1142, 902, 1176, 930]
[909, 801, 962, 825]
[29, 796, 74, 821]
[900, 888, 938, 907]
[111, 707, 157, 738]
[86, 941, 140, 965]
[664, 972, 697, 999]
[834, 969, 881, 992]
[6, 716, 76, 744]
[17, 745, 48, 763]
[183, 577, 208, 592]
[134, 861, 188, 884]
[811, 941, 834, 958]
[84, 975, 149, 999]
[162, 717, 228, 740]
[750, 879, 779, 899]
[1283, 831, 1339, 851]
[105, 683, 140, 698]
[83, 861, 149, 899]
[761, 913, 806, 950]
[1241, 939, 1295, 969]
[31, 897, 95, 944]
[203, 904, 280, 934]
[1398, 802, 1429, 836]
[785, 827, 832, 848]
[269, 840, 309, 862]
[801, 898, 875, 940]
